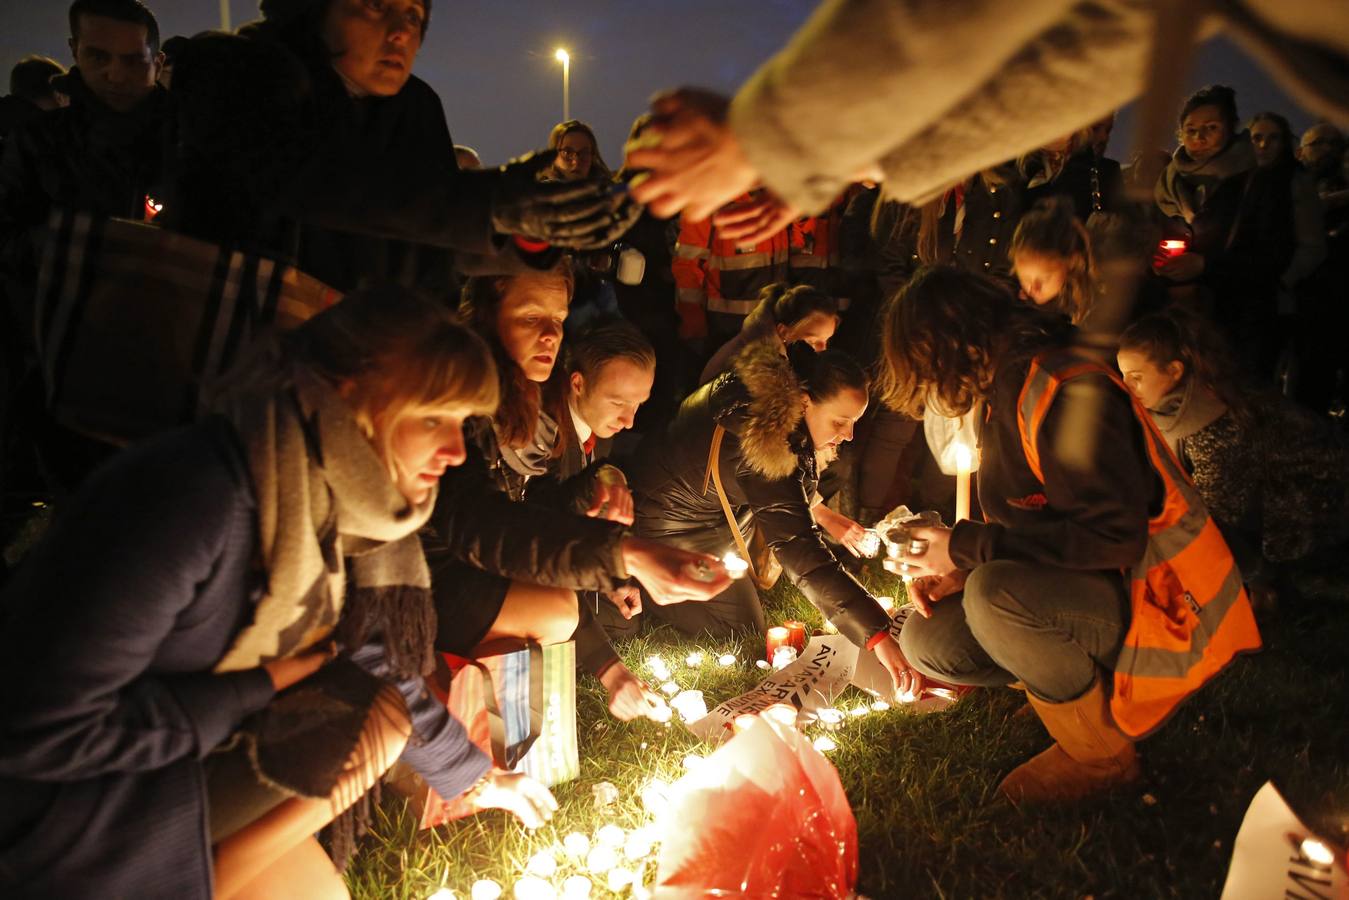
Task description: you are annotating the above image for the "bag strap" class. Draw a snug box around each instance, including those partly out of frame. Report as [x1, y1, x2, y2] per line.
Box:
[702, 424, 761, 584]
[466, 641, 546, 769]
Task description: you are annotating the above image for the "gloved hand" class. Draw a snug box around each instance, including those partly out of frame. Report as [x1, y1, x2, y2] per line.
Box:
[490, 151, 643, 250]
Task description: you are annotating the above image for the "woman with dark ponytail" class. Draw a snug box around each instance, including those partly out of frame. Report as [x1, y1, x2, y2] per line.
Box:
[698, 282, 840, 384]
[628, 339, 918, 697]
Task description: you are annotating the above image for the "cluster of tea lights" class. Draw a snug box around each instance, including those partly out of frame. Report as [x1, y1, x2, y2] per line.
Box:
[430, 612, 936, 899]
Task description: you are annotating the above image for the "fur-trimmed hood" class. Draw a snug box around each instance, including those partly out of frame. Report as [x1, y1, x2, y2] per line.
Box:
[716, 338, 806, 480]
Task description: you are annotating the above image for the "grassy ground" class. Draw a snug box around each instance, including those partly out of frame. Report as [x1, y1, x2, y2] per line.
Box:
[347, 559, 1349, 900]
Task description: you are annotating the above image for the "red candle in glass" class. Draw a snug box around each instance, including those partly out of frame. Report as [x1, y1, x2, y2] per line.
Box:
[783, 620, 807, 653]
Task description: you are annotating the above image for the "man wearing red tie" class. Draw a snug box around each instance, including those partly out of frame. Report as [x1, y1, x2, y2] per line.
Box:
[531, 319, 656, 637]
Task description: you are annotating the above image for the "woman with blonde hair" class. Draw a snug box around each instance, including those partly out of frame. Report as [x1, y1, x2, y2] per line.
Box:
[0, 286, 557, 900]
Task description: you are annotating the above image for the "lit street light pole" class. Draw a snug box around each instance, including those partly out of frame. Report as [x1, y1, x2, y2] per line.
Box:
[554, 48, 570, 121]
[219, 0, 231, 30]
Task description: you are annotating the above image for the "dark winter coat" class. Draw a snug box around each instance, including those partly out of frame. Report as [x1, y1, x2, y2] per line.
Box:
[1023, 148, 1123, 219]
[0, 421, 488, 900]
[1156, 134, 1299, 366]
[0, 71, 168, 331]
[164, 31, 550, 297]
[876, 165, 1024, 297]
[627, 339, 891, 648]
[948, 322, 1159, 572]
[423, 416, 629, 674]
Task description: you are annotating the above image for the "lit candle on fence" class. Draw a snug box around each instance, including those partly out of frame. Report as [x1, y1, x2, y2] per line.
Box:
[954, 441, 973, 522]
[783, 620, 807, 652]
[765, 626, 791, 660]
[722, 551, 749, 578]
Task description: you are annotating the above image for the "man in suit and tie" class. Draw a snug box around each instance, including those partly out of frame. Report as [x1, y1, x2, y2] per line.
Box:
[533, 318, 656, 637]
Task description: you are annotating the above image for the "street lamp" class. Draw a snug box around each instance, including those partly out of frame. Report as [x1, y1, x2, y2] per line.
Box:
[219, 0, 231, 30]
[554, 48, 570, 121]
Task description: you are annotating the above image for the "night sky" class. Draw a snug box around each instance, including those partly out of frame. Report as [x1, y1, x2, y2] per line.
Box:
[1, 0, 1324, 168]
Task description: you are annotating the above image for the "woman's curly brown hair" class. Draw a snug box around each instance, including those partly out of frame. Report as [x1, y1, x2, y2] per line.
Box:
[879, 266, 1064, 418]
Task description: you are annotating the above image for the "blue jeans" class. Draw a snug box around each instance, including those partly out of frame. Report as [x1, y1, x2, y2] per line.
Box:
[899, 560, 1128, 703]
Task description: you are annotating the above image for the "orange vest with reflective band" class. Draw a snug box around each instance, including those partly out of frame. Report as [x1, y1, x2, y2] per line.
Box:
[673, 195, 790, 317]
[1017, 351, 1261, 739]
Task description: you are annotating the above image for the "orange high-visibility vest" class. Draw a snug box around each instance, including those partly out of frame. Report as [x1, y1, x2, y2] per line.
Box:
[672, 198, 789, 318]
[1016, 350, 1261, 738]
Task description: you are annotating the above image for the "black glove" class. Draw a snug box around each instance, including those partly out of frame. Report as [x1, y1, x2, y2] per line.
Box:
[490, 151, 644, 251]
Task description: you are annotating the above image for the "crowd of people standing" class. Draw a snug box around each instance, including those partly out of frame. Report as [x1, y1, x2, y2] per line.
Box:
[0, 0, 1346, 897]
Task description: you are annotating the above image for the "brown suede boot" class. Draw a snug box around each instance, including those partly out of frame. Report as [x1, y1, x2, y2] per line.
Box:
[998, 678, 1140, 805]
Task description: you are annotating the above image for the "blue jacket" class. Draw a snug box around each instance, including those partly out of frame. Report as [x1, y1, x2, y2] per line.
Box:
[0, 420, 487, 898]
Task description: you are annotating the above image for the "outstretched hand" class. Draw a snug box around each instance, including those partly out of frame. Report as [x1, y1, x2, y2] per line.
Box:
[470, 769, 558, 830]
[620, 536, 732, 605]
[598, 661, 666, 722]
[491, 151, 640, 249]
[624, 88, 759, 221]
[711, 191, 800, 246]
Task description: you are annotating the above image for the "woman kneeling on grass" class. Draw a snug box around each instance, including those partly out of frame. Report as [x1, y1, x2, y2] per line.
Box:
[0, 288, 555, 900]
[881, 266, 1258, 805]
[627, 339, 915, 696]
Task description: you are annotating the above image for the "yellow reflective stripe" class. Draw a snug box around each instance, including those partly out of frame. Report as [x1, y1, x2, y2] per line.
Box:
[674, 243, 711, 260]
[788, 255, 830, 268]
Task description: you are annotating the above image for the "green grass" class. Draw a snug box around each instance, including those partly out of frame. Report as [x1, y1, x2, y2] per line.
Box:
[347, 561, 1349, 899]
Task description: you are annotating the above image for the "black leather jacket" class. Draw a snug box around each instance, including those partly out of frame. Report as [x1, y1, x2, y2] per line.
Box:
[627, 340, 890, 647]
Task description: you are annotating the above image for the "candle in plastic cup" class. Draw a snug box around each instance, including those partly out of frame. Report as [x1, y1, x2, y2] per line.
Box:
[857, 528, 881, 558]
[816, 707, 845, 731]
[765, 625, 791, 660]
[771, 645, 798, 670]
[874, 595, 895, 614]
[721, 551, 749, 579]
[762, 703, 798, 727]
[670, 689, 707, 722]
[783, 620, 807, 652]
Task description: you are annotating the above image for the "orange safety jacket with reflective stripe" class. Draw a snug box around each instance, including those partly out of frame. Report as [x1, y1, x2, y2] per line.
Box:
[1017, 350, 1261, 738]
[672, 198, 789, 318]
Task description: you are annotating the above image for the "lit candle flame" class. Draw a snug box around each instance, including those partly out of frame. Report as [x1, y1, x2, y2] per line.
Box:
[1301, 837, 1336, 866]
[722, 551, 749, 578]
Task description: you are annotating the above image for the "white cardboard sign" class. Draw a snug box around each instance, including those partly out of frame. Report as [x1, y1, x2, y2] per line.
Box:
[1219, 781, 1347, 900]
